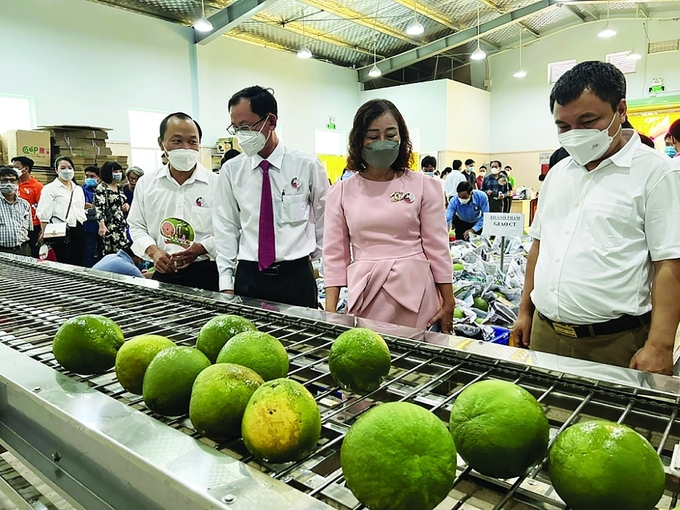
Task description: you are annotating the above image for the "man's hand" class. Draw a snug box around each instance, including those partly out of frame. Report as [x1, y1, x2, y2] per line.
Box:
[147, 246, 175, 274]
[486, 190, 492, 196]
[512, 312, 533, 348]
[171, 242, 206, 270]
[463, 229, 476, 240]
[630, 342, 674, 375]
[498, 192, 505, 200]
[84, 203, 93, 210]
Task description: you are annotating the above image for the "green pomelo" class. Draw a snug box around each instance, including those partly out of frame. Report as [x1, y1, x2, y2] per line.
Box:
[341, 402, 457, 510]
[189, 363, 264, 441]
[216, 331, 288, 381]
[328, 328, 391, 393]
[196, 315, 257, 363]
[449, 380, 549, 478]
[472, 297, 489, 311]
[143, 346, 211, 416]
[242, 378, 321, 463]
[115, 334, 175, 394]
[548, 420, 665, 510]
[53, 315, 125, 374]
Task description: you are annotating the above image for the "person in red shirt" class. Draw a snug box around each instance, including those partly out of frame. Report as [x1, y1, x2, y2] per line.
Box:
[12, 157, 43, 258]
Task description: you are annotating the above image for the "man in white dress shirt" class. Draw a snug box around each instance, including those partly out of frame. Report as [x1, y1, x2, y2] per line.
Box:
[213, 86, 329, 307]
[444, 160, 466, 203]
[128, 112, 219, 291]
[513, 61, 680, 374]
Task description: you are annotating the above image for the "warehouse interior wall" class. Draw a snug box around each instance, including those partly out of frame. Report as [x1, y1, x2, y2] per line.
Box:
[0, 0, 361, 155]
[488, 17, 680, 188]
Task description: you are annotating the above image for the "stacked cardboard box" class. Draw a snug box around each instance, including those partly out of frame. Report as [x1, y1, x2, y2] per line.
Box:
[41, 125, 128, 170]
[1, 130, 52, 167]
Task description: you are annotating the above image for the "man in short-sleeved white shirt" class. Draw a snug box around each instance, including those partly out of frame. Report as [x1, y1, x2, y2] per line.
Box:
[514, 61, 680, 375]
[444, 159, 466, 201]
[128, 112, 218, 291]
[213, 86, 328, 308]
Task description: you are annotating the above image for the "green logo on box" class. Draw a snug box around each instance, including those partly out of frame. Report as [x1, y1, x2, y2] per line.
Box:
[22, 146, 39, 155]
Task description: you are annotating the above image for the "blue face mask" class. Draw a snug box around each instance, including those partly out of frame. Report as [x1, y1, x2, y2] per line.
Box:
[665, 145, 677, 158]
[85, 178, 98, 187]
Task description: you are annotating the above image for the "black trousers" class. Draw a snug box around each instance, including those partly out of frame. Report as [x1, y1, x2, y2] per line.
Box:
[489, 198, 504, 213]
[50, 222, 85, 266]
[27, 228, 40, 258]
[452, 216, 477, 242]
[152, 259, 219, 292]
[503, 196, 513, 213]
[235, 257, 318, 308]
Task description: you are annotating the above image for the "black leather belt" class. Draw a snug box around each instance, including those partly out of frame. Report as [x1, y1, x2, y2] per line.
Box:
[1, 242, 28, 252]
[238, 256, 311, 276]
[537, 311, 651, 339]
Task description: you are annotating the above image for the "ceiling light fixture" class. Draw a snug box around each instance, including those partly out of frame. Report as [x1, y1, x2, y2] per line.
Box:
[368, 64, 382, 77]
[470, 7, 486, 61]
[405, 0, 424, 36]
[193, 0, 213, 32]
[367, 0, 382, 79]
[297, 12, 312, 59]
[597, 1, 616, 38]
[626, 48, 642, 60]
[513, 28, 527, 78]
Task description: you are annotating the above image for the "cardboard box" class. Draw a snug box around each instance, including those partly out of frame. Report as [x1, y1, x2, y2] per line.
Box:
[1, 130, 51, 167]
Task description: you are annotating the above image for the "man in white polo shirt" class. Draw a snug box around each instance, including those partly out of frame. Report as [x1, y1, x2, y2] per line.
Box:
[128, 112, 218, 291]
[513, 61, 680, 374]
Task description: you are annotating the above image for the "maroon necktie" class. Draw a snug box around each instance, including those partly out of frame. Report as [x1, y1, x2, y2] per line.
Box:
[258, 160, 276, 271]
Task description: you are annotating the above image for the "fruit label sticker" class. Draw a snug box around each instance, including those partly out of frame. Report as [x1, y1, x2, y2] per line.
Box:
[160, 217, 195, 248]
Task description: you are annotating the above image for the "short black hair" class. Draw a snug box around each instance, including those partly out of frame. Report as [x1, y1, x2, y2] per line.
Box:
[228, 86, 278, 118]
[85, 165, 100, 177]
[464, 158, 475, 166]
[220, 149, 241, 166]
[452, 159, 462, 170]
[11, 156, 34, 171]
[550, 61, 626, 113]
[480, 165, 487, 171]
[490, 160, 502, 168]
[55, 156, 75, 171]
[421, 155, 437, 169]
[440, 167, 452, 178]
[100, 161, 122, 184]
[457, 181, 473, 193]
[538, 173, 547, 182]
[159, 112, 203, 140]
[0, 166, 19, 179]
[504, 165, 512, 170]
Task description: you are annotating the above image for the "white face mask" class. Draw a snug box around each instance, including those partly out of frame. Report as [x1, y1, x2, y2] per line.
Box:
[58, 169, 74, 181]
[0, 183, 18, 195]
[491, 167, 500, 175]
[165, 148, 199, 172]
[459, 197, 471, 204]
[236, 116, 271, 157]
[557, 113, 620, 166]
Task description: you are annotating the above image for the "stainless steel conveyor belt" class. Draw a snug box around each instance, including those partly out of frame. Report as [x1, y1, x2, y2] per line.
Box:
[1, 253, 680, 509]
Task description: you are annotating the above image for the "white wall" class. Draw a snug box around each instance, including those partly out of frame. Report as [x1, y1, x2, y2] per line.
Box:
[488, 18, 680, 154]
[0, 0, 360, 153]
[197, 38, 360, 152]
[359, 79, 490, 169]
[0, 0, 195, 142]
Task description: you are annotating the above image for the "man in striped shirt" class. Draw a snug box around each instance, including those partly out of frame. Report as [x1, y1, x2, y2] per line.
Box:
[0, 167, 32, 256]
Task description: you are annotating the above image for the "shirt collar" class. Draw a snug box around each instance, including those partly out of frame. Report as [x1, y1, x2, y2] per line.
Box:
[156, 163, 211, 184]
[250, 141, 284, 171]
[0, 193, 16, 204]
[605, 129, 640, 169]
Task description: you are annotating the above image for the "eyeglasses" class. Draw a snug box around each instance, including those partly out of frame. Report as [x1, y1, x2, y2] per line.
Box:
[226, 115, 269, 136]
[0, 178, 18, 184]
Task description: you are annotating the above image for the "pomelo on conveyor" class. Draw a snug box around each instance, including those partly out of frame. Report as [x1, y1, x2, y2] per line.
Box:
[216, 331, 288, 381]
[548, 420, 666, 510]
[341, 402, 457, 510]
[241, 378, 321, 463]
[328, 328, 391, 393]
[53, 315, 125, 374]
[449, 379, 549, 478]
[143, 346, 211, 416]
[196, 314, 257, 363]
[189, 363, 263, 441]
[115, 334, 175, 394]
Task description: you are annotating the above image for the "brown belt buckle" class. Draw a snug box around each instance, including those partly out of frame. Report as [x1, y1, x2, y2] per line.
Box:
[553, 322, 578, 338]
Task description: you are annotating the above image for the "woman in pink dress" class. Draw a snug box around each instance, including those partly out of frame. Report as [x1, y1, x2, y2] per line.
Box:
[323, 99, 455, 333]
